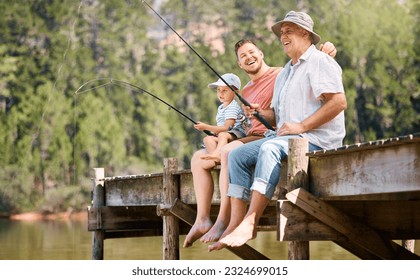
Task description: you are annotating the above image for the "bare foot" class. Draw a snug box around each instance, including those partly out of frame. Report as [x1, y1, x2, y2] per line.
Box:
[200, 153, 221, 162]
[208, 241, 227, 252]
[207, 223, 235, 252]
[200, 220, 227, 243]
[218, 214, 257, 247]
[183, 219, 213, 248]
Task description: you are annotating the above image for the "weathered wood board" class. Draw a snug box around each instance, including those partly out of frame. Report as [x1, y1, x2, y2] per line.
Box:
[103, 160, 288, 206]
[308, 136, 419, 199]
[278, 200, 420, 241]
[90, 134, 419, 259]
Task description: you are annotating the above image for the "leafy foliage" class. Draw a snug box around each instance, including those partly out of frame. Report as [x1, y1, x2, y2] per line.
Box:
[0, 0, 418, 213]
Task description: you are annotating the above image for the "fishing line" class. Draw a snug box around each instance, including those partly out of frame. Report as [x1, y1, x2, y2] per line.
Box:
[74, 79, 113, 95]
[71, 0, 87, 185]
[28, 1, 84, 150]
[141, 0, 275, 131]
[75, 78, 214, 136]
[5, 1, 86, 188]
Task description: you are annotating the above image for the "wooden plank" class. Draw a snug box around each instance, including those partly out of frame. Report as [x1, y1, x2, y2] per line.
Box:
[170, 198, 197, 224]
[92, 168, 105, 260]
[104, 230, 163, 239]
[331, 200, 420, 239]
[278, 200, 420, 240]
[170, 198, 270, 260]
[278, 200, 414, 259]
[308, 134, 419, 156]
[332, 240, 380, 260]
[104, 162, 288, 206]
[88, 206, 162, 231]
[286, 188, 420, 259]
[277, 200, 343, 241]
[105, 174, 164, 206]
[309, 142, 420, 199]
[278, 200, 381, 259]
[286, 138, 310, 260]
[316, 191, 420, 201]
[159, 201, 276, 230]
[179, 170, 221, 204]
[258, 201, 278, 231]
[162, 158, 180, 260]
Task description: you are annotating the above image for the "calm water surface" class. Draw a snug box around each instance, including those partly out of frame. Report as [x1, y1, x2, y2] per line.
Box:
[1, 218, 417, 260]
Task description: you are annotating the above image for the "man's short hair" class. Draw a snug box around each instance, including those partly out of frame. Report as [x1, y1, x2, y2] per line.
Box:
[234, 39, 259, 58]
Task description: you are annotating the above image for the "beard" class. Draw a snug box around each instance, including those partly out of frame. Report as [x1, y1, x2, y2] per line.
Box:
[242, 60, 262, 75]
[244, 68, 260, 75]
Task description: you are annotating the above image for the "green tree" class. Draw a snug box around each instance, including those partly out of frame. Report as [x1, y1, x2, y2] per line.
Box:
[0, 0, 418, 214]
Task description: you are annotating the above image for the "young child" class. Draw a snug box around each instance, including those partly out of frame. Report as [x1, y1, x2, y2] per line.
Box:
[194, 73, 248, 162]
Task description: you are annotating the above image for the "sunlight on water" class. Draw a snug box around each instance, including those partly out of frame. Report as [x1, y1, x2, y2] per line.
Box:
[1, 219, 418, 260]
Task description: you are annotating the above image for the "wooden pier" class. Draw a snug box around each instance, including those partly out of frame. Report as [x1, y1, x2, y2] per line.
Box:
[87, 133, 420, 259]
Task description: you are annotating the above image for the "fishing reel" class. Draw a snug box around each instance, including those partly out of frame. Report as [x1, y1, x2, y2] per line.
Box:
[237, 114, 252, 130]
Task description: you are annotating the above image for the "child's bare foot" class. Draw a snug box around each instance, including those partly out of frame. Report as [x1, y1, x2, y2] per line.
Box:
[218, 214, 257, 247]
[200, 220, 227, 243]
[183, 219, 213, 248]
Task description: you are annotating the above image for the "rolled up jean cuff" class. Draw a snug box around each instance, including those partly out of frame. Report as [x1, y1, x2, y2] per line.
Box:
[227, 183, 251, 201]
[251, 177, 276, 199]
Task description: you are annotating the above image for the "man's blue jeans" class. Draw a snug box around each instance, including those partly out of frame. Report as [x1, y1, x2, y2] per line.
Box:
[227, 134, 321, 201]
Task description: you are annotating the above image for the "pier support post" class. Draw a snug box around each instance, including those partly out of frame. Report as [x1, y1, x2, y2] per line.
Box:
[286, 138, 310, 260]
[92, 168, 105, 260]
[162, 158, 180, 260]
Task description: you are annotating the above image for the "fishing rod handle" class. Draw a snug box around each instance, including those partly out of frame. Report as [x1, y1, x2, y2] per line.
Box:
[204, 130, 214, 136]
[254, 112, 275, 131]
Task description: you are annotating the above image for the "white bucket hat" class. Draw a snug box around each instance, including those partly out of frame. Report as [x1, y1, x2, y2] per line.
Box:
[208, 73, 241, 90]
[271, 11, 321, 45]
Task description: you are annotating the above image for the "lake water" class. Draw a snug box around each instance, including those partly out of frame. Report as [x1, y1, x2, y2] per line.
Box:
[0, 217, 417, 260]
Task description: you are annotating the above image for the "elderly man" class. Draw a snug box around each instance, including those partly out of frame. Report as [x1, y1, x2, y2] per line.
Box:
[209, 11, 347, 251]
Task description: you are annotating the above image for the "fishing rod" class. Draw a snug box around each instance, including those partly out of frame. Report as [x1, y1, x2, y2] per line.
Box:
[75, 78, 214, 136]
[141, 0, 275, 132]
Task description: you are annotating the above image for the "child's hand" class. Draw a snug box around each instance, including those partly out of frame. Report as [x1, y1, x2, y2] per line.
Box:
[194, 122, 207, 131]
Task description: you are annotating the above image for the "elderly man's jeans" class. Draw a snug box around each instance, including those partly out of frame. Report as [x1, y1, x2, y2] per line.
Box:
[227, 134, 321, 201]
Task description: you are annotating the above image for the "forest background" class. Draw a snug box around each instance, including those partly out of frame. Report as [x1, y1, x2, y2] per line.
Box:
[0, 0, 418, 215]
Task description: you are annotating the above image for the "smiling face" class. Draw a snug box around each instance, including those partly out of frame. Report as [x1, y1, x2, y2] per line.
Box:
[279, 22, 311, 62]
[236, 42, 265, 76]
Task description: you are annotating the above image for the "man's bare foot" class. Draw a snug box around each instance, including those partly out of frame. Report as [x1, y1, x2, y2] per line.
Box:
[200, 220, 227, 243]
[200, 153, 221, 162]
[218, 214, 257, 247]
[183, 220, 213, 248]
[208, 241, 227, 252]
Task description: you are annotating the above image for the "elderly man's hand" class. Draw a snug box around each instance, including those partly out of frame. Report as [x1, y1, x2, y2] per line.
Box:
[277, 122, 305, 136]
[319, 42, 337, 58]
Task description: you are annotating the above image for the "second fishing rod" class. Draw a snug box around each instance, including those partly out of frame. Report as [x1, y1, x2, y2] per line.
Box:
[75, 78, 215, 136]
[142, 0, 275, 132]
